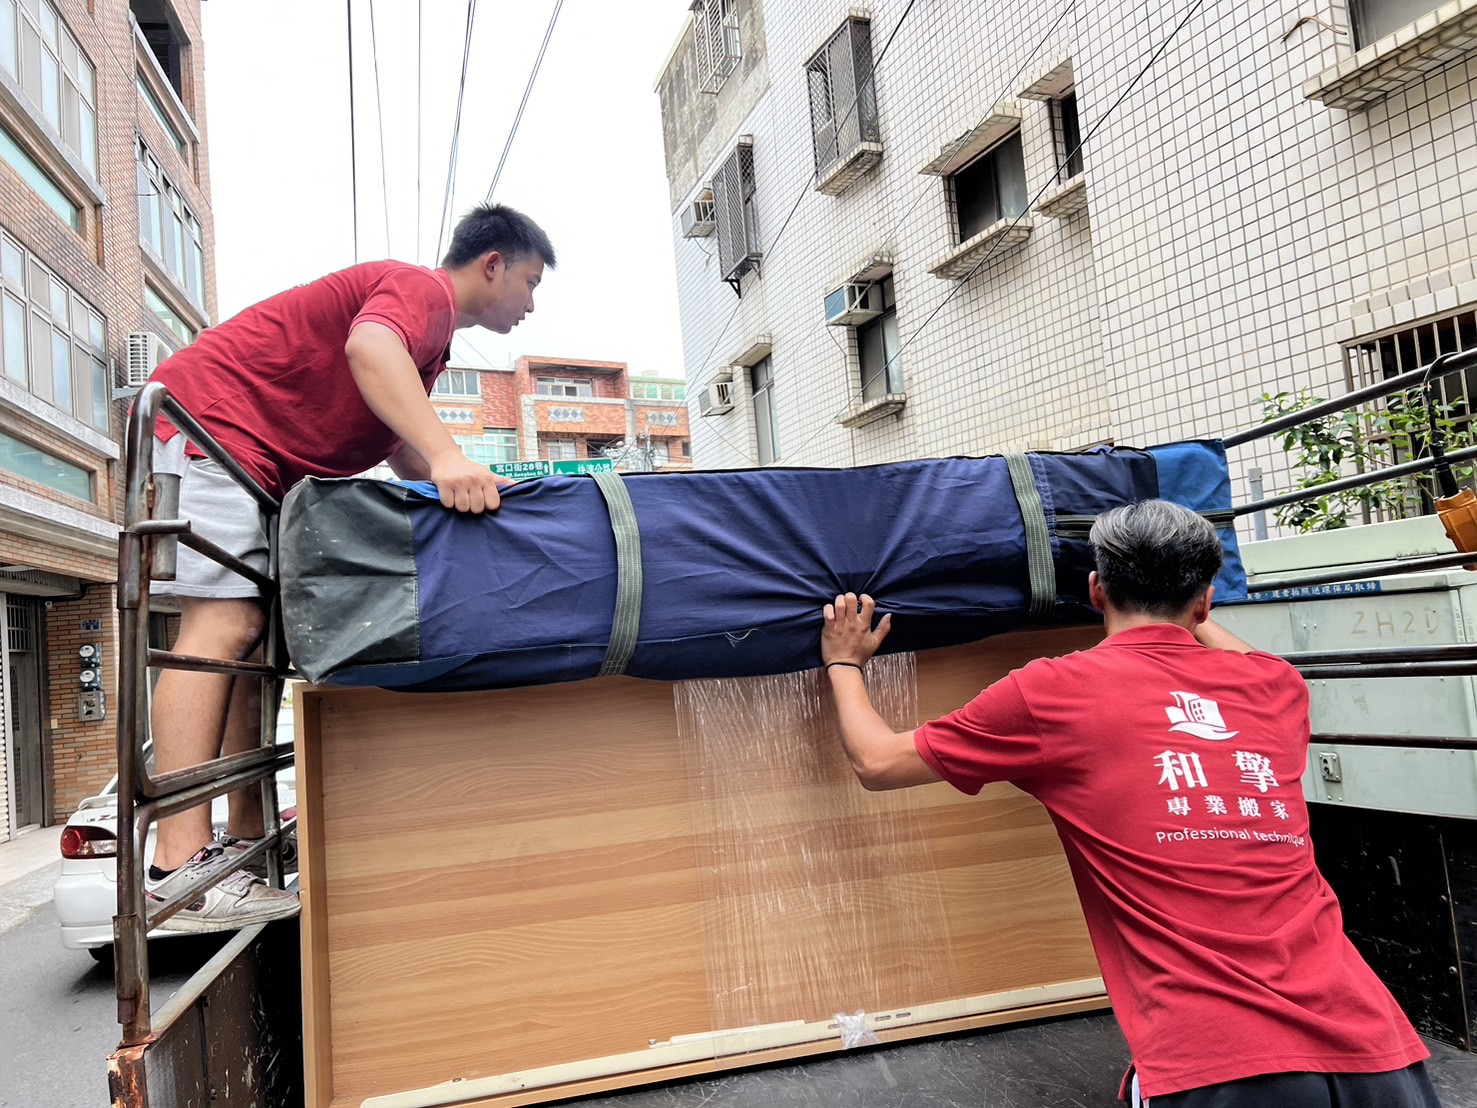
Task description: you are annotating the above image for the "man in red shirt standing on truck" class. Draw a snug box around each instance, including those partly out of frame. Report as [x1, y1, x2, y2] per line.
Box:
[144, 204, 556, 932]
[818, 499, 1440, 1107]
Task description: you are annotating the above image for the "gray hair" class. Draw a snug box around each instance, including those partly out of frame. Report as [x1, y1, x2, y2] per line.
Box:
[1088, 499, 1223, 616]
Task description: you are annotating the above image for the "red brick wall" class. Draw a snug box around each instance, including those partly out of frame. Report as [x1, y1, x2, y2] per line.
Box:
[0, 1, 213, 830]
[44, 587, 118, 816]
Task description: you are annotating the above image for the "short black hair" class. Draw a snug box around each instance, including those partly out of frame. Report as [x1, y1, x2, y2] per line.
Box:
[1088, 499, 1223, 618]
[442, 204, 557, 269]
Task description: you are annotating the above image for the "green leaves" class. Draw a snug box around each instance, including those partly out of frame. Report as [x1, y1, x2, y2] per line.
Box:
[1257, 387, 1474, 533]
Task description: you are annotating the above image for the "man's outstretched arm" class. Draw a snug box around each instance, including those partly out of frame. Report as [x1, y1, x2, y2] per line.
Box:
[822, 592, 941, 791]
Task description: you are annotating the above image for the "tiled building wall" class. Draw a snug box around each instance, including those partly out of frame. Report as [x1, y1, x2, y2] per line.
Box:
[663, 0, 1477, 521]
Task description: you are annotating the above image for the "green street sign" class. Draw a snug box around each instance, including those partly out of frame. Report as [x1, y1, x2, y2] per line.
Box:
[491, 458, 615, 481]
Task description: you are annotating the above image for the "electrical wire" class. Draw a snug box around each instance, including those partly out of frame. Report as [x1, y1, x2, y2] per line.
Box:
[435, 0, 480, 263]
[368, 0, 393, 257]
[416, 0, 423, 264]
[683, 0, 922, 465]
[484, 0, 565, 205]
[782, 0, 1210, 466]
[346, 0, 359, 262]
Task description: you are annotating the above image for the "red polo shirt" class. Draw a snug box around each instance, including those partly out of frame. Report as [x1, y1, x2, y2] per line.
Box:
[914, 624, 1427, 1097]
[151, 261, 458, 500]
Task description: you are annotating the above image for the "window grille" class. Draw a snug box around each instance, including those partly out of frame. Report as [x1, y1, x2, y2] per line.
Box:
[6, 596, 36, 653]
[711, 138, 761, 290]
[806, 17, 878, 179]
[1345, 305, 1477, 516]
[692, 0, 741, 94]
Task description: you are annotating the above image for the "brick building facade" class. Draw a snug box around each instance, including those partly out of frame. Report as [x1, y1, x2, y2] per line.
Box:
[658, 1, 1477, 523]
[0, 0, 214, 839]
[426, 355, 693, 474]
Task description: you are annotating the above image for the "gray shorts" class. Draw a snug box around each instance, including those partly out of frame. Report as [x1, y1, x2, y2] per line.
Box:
[153, 435, 269, 600]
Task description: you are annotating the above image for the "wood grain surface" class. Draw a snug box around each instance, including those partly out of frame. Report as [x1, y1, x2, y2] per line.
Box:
[299, 626, 1107, 1107]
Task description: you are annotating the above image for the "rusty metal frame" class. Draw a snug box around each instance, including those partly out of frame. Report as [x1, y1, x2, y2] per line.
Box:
[114, 382, 292, 1046]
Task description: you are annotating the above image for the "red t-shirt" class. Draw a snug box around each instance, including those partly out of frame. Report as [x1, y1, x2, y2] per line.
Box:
[151, 261, 458, 499]
[914, 624, 1427, 1097]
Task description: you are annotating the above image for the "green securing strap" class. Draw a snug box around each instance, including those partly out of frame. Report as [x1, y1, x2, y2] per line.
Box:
[591, 470, 644, 677]
[1005, 453, 1057, 621]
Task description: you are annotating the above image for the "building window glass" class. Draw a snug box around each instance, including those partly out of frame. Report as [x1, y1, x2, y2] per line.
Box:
[0, 121, 80, 230]
[858, 276, 902, 401]
[454, 430, 517, 466]
[432, 367, 481, 398]
[750, 355, 779, 465]
[544, 437, 577, 461]
[1350, 0, 1442, 49]
[1055, 91, 1083, 179]
[634, 381, 686, 401]
[0, 0, 97, 176]
[137, 140, 204, 306]
[0, 231, 106, 429]
[0, 429, 93, 500]
[144, 282, 194, 345]
[952, 132, 1027, 241]
[137, 70, 185, 157]
[537, 376, 593, 398]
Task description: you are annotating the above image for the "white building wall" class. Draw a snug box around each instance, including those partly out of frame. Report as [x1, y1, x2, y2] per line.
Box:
[660, 0, 1477, 518]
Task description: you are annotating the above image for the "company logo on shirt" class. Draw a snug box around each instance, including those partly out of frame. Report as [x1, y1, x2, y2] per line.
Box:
[1165, 691, 1239, 741]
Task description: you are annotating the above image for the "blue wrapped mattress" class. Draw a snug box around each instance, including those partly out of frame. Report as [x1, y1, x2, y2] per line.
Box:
[279, 442, 1244, 692]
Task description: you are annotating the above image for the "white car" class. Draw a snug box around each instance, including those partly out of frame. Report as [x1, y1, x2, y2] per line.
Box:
[53, 708, 297, 960]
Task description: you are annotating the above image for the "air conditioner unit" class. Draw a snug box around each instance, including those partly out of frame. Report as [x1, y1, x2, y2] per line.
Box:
[698, 379, 734, 416]
[823, 282, 881, 326]
[125, 331, 171, 387]
[681, 191, 716, 238]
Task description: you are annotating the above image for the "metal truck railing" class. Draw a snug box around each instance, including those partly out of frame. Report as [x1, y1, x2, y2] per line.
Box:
[113, 382, 295, 1045]
[1222, 344, 1477, 750]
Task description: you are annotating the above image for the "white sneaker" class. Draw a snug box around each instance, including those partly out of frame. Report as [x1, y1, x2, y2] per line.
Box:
[146, 844, 300, 934]
[218, 829, 299, 878]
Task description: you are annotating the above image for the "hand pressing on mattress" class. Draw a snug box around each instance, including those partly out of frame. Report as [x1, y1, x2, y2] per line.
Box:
[821, 592, 892, 669]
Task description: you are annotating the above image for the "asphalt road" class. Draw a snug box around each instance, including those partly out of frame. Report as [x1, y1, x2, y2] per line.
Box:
[0, 860, 229, 1108]
[5, 858, 1477, 1108]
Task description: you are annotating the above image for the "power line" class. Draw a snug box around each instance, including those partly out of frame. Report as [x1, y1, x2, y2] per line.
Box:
[435, 0, 480, 263]
[416, 0, 423, 264]
[346, 0, 359, 262]
[683, 0, 923, 466]
[484, 0, 565, 204]
[785, 0, 1210, 466]
[368, 0, 392, 257]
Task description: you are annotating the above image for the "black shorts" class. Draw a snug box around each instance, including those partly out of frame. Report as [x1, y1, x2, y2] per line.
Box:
[1143, 1062, 1442, 1108]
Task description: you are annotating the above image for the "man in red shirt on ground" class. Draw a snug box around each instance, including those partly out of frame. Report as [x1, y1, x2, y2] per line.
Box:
[819, 499, 1439, 1107]
[143, 204, 555, 932]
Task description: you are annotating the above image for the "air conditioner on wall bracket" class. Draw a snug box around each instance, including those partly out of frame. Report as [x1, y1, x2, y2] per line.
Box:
[681, 191, 716, 238]
[697, 379, 734, 416]
[823, 282, 881, 326]
[125, 331, 171, 387]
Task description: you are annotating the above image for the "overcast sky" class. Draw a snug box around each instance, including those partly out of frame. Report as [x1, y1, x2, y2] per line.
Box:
[200, 1, 688, 377]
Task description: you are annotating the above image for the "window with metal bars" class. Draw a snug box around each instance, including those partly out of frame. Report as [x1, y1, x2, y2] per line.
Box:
[1346, 306, 1477, 515]
[6, 595, 35, 652]
[711, 139, 761, 289]
[805, 17, 879, 180]
[691, 0, 741, 94]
